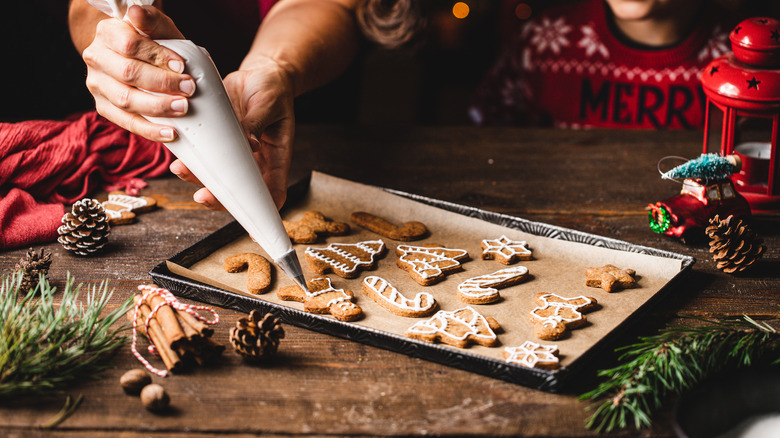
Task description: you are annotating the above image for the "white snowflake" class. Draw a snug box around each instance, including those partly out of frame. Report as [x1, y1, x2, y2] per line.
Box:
[578, 24, 609, 59]
[697, 26, 730, 62]
[528, 17, 572, 55]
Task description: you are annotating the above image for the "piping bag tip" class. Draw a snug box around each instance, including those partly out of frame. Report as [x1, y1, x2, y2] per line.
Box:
[275, 248, 308, 292]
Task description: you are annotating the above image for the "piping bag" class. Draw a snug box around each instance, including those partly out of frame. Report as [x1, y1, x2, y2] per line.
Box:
[87, 0, 307, 292]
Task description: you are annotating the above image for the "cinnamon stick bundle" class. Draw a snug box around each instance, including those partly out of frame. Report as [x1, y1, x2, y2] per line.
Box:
[127, 285, 224, 373]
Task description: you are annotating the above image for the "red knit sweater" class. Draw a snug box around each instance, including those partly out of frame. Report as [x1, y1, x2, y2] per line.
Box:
[470, 0, 736, 129]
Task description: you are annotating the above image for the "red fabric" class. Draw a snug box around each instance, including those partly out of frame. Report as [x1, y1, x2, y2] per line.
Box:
[470, 0, 739, 129]
[0, 111, 174, 249]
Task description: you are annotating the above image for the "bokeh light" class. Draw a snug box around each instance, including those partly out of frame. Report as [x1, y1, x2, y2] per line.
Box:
[452, 2, 470, 19]
[515, 3, 532, 20]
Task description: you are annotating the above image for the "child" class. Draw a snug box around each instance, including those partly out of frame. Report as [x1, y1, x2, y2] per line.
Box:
[469, 0, 740, 129]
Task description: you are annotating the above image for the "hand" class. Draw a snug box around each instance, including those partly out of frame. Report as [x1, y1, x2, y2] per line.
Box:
[82, 5, 194, 142]
[170, 56, 295, 210]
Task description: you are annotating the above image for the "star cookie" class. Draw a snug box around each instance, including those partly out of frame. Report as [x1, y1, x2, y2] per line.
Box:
[457, 266, 530, 304]
[503, 341, 560, 370]
[406, 306, 501, 348]
[396, 244, 469, 286]
[277, 277, 363, 321]
[481, 235, 532, 264]
[529, 293, 598, 341]
[304, 240, 386, 278]
[283, 211, 350, 244]
[585, 264, 637, 292]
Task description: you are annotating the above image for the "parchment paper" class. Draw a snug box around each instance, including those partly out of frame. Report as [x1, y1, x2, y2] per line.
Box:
[169, 172, 683, 367]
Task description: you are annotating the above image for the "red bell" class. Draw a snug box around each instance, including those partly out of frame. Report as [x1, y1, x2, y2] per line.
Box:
[701, 17, 780, 213]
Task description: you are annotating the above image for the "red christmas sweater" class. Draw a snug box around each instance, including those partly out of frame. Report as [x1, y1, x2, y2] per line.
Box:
[470, 0, 735, 129]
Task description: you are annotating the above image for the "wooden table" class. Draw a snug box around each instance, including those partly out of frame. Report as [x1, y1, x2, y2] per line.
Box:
[1, 126, 777, 437]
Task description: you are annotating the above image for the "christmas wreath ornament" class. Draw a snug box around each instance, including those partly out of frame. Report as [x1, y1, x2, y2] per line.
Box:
[57, 198, 111, 256]
[705, 214, 765, 273]
[229, 310, 285, 362]
[14, 248, 53, 294]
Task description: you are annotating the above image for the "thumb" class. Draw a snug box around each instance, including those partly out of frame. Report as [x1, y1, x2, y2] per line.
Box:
[126, 5, 185, 39]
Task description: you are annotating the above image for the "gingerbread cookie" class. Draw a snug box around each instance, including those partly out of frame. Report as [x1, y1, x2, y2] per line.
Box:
[457, 266, 530, 304]
[101, 191, 157, 225]
[283, 211, 350, 244]
[362, 276, 437, 317]
[351, 211, 428, 241]
[529, 293, 598, 341]
[503, 341, 560, 370]
[395, 244, 469, 286]
[585, 264, 637, 292]
[277, 277, 363, 321]
[223, 253, 273, 294]
[305, 240, 386, 278]
[406, 306, 500, 348]
[481, 235, 532, 264]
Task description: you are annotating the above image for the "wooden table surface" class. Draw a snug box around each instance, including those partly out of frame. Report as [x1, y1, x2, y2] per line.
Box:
[1, 126, 778, 437]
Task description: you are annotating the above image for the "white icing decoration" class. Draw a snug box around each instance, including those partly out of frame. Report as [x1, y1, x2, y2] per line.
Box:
[307, 277, 358, 311]
[363, 276, 435, 313]
[481, 235, 532, 261]
[305, 240, 385, 274]
[457, 266, 529, 301]
[103, 194, 149, 213]
[529, 293, 594, 325]
[396, 245, 468, 279]
[407, 306, 497, 343]
[504, 341, 559, 368]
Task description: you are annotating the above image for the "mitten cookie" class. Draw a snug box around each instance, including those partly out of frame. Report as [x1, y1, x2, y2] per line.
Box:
[529, 293, 598, 341]
[351, 211, 428, 241]
[396, 244, 469, 286]
[362, 276, 437, 317]
[503, 341, 560, 370]
[585, 264, 637, 292]
[283, 211, 350, 244]
[304, 240, 386, 278]
[101, 191, 157, 225]
[457, 266, 530, 304]
[481, 235, 532, 264]
[277, 277, 363, 321]
[405, 306, 501, 348]
[223, 253, 273, 294]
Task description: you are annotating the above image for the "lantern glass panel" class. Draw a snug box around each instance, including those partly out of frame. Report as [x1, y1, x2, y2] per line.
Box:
[706, 102, 725, 152]
[734, 114, 773, 159]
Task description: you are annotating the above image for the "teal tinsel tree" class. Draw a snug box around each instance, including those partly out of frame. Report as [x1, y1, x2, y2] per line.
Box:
[662, 153, 739, 181]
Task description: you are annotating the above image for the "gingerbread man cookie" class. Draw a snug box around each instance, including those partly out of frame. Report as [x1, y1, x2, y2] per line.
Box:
[305, 240, 386, 278]
[457, 266, 530, 304]
[503, 341, 560, 370]
[223, 253, 273, 294]
[283, 211, 350, 244]
[405, 306, 501, 348]
[351, 211, 428, 241]
[277, 277, 363, 321]
[395, 244, 469, 286]
[529, 293, 598, 341]
[481, 235, 532, 264]
[362, 276, 437, 317]
[101, 191, 157, 225]
[585, 264, 637, 292]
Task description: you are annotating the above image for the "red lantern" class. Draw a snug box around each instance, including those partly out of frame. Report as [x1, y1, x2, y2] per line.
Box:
[701, 17, 780, 213]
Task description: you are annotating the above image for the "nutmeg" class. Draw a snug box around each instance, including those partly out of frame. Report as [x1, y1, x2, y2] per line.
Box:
[120, 369, 152, 395]
[140, 383, 170, 412]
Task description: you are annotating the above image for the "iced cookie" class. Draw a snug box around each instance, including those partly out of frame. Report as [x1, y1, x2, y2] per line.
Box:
[277, 277, 363, 321]
[362, 276, 437, 317]
[305, 240, 386, 278]
[351, 211, 428, 241]
[406, 306, 501, 348]
[101, 191, 157, 225]
[223, 253, 273, 294]
[457, 266, 530, 304]
[481, 235, 532, 264]
[529, 293, 598, 341]
[585, 264, 637, 292]
[503, 341, 560, 370]
[396, 244, 469, 286]
[283, 211, 350, 244]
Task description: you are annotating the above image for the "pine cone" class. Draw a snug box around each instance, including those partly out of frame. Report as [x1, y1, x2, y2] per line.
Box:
[14, 248, 53, 294]
[57, 198, 111, 256]
[705, 215, 765, 274]
[229, 310, 285, 362]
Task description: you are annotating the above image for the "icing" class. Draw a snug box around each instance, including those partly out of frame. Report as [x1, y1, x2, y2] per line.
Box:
[396, 245, 468, 279]
[305, 240, 385, 275]
[362, 276, 436, 313]
[481, 235, 532, 261]
[504, 341, 559, 368]
[407, 306, 497, 343]
[529, 293, 594, 325]
[457, 266, 529, 302]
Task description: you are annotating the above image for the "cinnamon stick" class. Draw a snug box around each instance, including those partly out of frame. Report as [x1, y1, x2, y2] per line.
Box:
[176, 310, 214, 338]
[130, 297, 183, 373]
[144, 293, 187, 349]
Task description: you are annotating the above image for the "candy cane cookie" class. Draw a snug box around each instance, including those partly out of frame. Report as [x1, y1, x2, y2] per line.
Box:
[457, 266, 530, 304]
[362, 276, 437, 317]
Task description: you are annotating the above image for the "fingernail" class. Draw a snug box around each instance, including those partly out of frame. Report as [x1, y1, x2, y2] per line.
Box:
[160, 127, 175, 141]
[168, 60, 184, 73]
[180, 79, 195, 96]
[171, 99, 188, 113]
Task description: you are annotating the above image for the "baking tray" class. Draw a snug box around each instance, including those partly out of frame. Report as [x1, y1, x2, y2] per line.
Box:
[150, 172, 694, 392]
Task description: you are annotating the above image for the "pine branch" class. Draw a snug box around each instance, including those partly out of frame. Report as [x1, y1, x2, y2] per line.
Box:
[580, 316, 780, 433]
[0, 272, 132, 398]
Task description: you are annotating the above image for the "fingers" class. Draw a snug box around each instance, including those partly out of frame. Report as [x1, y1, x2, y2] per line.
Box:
[126, 5, 185, 40]
[193, 188, 226, 211]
